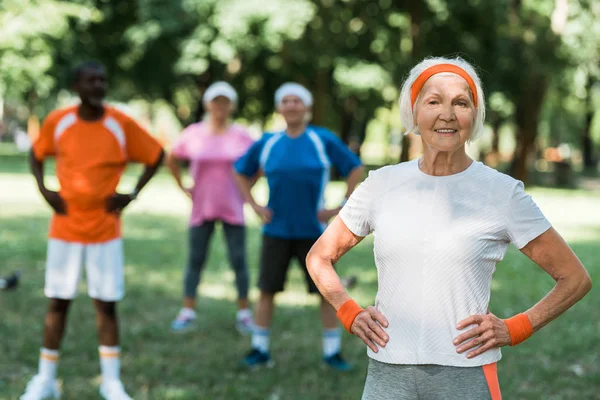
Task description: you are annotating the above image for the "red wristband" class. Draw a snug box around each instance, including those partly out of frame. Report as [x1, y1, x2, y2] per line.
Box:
[503, 313, 533, 346]
[337, 299, 364, 334]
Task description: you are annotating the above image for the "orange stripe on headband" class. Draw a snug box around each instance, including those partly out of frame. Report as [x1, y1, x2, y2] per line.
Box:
[411, 64, 478, 107]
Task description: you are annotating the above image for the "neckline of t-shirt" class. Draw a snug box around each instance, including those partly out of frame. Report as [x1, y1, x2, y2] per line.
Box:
[413, 158, 479, 180]
[199, 121, 237, 137]
[281, 129, 307, 140]
[75, 107, 107, 124]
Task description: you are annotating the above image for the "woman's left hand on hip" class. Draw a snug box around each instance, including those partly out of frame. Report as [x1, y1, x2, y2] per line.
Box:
[453, 313, 511, 359]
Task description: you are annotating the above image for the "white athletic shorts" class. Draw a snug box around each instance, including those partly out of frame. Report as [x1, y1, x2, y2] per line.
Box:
[44, 238, 124, 301]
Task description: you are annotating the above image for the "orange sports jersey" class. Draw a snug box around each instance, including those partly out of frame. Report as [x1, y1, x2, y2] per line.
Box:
[33, 105, 162, 244]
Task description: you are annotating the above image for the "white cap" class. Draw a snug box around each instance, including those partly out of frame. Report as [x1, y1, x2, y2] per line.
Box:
[275, 82, 313, 107]
[202, 81, 238, 104]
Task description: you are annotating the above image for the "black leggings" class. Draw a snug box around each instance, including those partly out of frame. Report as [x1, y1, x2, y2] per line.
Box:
[183, 221, 249, 300]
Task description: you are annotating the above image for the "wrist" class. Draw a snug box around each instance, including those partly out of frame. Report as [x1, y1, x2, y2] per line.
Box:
[130, 188, 140, 200]
[503, 313, 533, 346]
[336, 299, 364, 334]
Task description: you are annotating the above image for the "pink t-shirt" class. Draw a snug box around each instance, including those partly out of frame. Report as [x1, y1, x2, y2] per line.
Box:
[172, 122, 254, 227]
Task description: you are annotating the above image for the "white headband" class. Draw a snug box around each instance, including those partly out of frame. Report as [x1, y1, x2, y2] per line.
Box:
[275, 83, 313, 107]
[203, 81, 238, 104]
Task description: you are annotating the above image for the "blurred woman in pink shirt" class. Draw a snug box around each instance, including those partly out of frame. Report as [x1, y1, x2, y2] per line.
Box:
[167, 82, 255, 333]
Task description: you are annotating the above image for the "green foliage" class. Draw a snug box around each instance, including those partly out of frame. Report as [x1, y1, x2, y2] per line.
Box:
[0, 0, 598, 164]
[0, 0, 100, 99]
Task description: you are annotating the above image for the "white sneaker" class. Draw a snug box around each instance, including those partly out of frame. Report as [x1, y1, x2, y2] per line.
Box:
[170, 309, 197, 332]
[20, 375, 60, 400]
[99, 380, 132, 400]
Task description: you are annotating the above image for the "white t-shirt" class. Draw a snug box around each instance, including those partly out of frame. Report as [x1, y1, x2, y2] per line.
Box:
[339, 159, 551, 367]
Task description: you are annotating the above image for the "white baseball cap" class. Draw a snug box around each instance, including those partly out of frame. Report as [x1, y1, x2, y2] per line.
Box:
[203, 81, 238, 104]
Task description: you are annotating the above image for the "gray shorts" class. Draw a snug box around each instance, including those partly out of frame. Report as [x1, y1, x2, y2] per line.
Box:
[362, 358, 501, 400]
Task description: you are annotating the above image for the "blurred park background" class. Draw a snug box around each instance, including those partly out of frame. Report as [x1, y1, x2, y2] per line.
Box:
[1, 0, 599, 399]
[0, 0, 599, 183]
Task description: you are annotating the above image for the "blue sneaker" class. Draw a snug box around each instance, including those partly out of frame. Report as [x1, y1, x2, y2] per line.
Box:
[171, 309, 196, 332]
[323, 352, 353, 372]
[241, 348, 274, 368]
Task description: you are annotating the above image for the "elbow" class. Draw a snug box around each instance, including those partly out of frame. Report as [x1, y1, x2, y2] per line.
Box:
[305, 246, 322, 275]
[569, 269, 592, 300]
[581, 272, 592, 296]
[351, 165, 364, 177]
[305, 248, 317, 273]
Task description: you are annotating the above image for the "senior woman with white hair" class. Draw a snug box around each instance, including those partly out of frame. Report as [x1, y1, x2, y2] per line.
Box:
[168, 81, 255, 334]
[234, 82, 363, 370]
[306, 57, 592, 399]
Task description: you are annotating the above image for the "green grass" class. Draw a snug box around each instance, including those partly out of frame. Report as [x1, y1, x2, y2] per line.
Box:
[0, 154, 599, 400]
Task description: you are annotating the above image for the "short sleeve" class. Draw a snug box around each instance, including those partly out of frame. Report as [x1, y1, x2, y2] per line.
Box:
[505, 182, 552, 249]
[123, 115, 162, 165]
[234, 136, 267, 177]
[323, 130, 361, 177]
[171, 125, 195, 160]
[32, 112, 58, 160]
[339, 170, 379, 237]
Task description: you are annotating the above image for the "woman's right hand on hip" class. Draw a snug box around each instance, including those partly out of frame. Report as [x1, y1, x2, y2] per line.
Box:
[351, 306, 389, 353]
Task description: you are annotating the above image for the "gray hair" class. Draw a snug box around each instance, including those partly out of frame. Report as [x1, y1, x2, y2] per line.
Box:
[399, 57, 486, 141]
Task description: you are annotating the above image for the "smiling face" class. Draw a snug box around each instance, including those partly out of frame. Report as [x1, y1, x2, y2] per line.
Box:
[414, 73, 476, 153]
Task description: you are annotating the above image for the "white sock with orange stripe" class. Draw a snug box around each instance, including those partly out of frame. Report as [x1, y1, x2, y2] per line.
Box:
[99, 346, 121, 382]
[39, 348, 59, 380]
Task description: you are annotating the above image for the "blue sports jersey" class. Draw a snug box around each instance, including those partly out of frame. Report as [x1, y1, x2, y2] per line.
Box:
[235, 125, 361, 239]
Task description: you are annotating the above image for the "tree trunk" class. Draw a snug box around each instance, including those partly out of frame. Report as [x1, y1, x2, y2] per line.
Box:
[491, 118, 501, 154]
[400, 0, 422, 163]
[399, 135, 411, 162]
[510, 73, 548, 183]
[339, 96, 357, 144]
[338, 96, 368, 157]
[311, 69, 329, 126]
[582, 75, 596, 170]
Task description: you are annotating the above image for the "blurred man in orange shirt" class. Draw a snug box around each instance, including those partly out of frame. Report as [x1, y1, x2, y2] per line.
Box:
[21, 61, 164, 400]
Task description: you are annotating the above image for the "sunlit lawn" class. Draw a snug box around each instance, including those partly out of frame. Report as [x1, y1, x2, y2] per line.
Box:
[1, 154, 598, 399]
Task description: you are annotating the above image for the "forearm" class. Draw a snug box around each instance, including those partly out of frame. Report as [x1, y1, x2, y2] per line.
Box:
[525, 271, 592, 332]
[306, 252, 351, 310]
[134, 149, 164, 194]
[29, 150, 46, 192]
[166, 152, 185, 189]
[234, 172, 258, 207]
